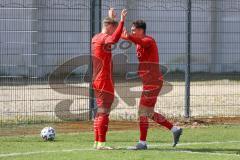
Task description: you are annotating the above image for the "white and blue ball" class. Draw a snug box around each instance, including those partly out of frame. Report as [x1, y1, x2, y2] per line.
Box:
[40, 127, 56, 141]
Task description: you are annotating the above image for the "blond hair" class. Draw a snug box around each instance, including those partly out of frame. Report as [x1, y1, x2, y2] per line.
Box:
[102, 17, 118, 27]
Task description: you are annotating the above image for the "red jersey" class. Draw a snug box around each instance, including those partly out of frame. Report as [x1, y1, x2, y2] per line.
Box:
[128, 35, 163, 82]
[91, 21, 124, 93]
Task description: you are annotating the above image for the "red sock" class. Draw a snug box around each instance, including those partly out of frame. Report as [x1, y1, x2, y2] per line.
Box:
[150, 112, 173, 130]
[139, 116, 149, 141]
[97, 114, 109, 142]
[94, 116, 99, 142]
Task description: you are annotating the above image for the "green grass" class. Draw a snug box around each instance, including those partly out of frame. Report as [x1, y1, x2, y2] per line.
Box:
[0, 125, 240, 160]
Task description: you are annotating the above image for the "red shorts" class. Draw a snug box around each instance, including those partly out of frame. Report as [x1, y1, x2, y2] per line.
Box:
[140, 80, 163, 107]
[93, 80, 114, 109]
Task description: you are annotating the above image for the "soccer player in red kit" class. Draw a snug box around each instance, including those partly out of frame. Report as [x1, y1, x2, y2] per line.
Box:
[122, 20, 182, 150]
[91, 8, 127, 150]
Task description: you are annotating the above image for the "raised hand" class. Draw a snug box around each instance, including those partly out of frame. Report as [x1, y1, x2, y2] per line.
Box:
[121, 27, 130, 39]
[120, 9, 127, 22]
[108, 7, 117, 19]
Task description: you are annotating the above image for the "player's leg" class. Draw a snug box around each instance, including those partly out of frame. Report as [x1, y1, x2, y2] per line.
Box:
[141, 84, 173, 129]
[138, 106, 153, 149]
[128, 106, 151, 150]
[128, 91, 156, 150]
[93, 115, 99, 149]
[139, 107, 150, 148]
[97, 107, 111, 144]
[150, 111, 183, 147]
[94, 88, 114, 150]
[139, 115, 149, 143]
[144, 84, 183, 147]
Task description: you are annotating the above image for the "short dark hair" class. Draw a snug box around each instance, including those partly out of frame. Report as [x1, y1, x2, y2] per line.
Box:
[132, 20, 146, 33]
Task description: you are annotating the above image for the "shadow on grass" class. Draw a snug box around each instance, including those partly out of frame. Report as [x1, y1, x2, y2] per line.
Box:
[146, 147, 240, 155]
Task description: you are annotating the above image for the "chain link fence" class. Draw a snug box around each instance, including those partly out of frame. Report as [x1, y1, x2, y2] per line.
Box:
[0, 0, 240, 125]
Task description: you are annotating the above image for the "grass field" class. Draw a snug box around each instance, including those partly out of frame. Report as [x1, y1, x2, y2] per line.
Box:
[0, 125, 240, 160]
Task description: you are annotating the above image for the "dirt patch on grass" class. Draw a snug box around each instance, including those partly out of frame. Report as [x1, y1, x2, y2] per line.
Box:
[1, 117, 240, 137]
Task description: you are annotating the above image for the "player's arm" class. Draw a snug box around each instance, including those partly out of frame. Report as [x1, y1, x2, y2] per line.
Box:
[121, 28, 152, 48]
[104, 21, 124, 44]
[128, 35, 152, 48]
[121, 28, 130, 41]
[105, 9, 127, 44]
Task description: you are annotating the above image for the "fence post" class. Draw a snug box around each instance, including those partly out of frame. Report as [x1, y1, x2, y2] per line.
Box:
[185, 0, 191, 118]
[89, 0, 101, 120]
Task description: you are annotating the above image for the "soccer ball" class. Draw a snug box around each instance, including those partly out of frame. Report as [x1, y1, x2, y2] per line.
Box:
[40, 127, 56, 141]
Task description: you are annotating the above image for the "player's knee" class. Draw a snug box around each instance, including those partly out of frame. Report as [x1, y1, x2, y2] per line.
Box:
[138, 105, 154, 117]
[97, 107, 111, 116]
